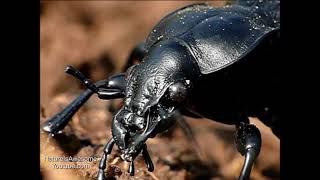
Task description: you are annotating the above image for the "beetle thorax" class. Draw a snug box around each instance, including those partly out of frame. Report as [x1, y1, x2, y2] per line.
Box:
[125, 64, 174, 118]
[122, 40, 201, 131]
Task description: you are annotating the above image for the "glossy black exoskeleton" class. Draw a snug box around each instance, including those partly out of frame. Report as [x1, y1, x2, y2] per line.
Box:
[43, 1, 280, 180]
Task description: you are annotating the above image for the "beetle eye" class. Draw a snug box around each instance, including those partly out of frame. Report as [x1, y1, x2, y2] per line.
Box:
[167, 81, 188, 104]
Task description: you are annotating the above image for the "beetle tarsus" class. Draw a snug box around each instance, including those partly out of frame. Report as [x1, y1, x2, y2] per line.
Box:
[97, 138, 115, 180]
[142, 144, 154, 172]
[128, 161, 135, 176]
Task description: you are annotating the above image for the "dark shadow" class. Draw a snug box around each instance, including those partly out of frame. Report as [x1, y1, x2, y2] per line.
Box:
[40, 170, 43, 180]
[52, 133, 95, 156]
[160, 156, 220, 180]
[78, 62, 91, 82]
[212, 127, 235, 145]
[40, 1, 45, 16]
[262, 167, 280, 180]
[78, 12, 94, 29]
[97, 52, 115, 74]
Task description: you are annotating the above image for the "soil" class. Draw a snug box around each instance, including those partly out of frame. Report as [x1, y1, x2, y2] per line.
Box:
[40, 1, 280, 180]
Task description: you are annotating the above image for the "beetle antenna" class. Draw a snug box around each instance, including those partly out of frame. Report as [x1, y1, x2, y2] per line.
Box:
[42, 89, 94, 134]
[65, 65, 99, 93]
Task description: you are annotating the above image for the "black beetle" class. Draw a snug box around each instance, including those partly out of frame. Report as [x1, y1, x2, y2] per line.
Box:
[42, 1, 280, 180]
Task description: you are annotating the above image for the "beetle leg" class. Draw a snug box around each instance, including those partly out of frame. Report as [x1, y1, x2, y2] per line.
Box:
[97, 138, 115, 180]
[122, 42, 146, 71]
[122, 144, 150, 176]
[128, 160, 135, 176]
[142, 144, 154, 172]
[235, 119, 261, 180]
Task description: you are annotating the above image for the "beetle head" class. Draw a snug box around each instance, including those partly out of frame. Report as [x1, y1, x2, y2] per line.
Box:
[112, 63, 192, 162]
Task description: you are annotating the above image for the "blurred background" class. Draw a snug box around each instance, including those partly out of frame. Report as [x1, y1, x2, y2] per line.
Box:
[40, 1, 279, 180]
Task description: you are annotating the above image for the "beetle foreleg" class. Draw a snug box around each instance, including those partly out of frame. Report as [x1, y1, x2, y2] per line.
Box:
[235, 120, 261, 180]
[128, 160, 135, 176]
[142, 144, 154, 172]
[97, 138, 115, 180]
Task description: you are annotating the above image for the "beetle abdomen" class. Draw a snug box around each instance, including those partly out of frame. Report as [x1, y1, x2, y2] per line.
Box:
[145, 2, 279, 74]
[145, 3, 215, 50]
[178, 13, 276, 74]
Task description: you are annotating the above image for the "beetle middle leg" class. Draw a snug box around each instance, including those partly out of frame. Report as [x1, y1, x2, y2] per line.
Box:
[235, 116, 261, 180]
[142, 143, 154, 172]
[97, 138, 115, 180]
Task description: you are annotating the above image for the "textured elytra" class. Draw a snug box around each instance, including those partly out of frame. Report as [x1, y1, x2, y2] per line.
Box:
[145, 2, 279, 74]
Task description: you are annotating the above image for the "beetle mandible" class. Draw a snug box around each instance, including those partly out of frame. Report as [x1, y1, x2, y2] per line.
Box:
[42, 1, 280, 180]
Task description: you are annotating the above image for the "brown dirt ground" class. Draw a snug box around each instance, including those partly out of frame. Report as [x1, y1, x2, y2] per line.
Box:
[40, 1, 280, 180]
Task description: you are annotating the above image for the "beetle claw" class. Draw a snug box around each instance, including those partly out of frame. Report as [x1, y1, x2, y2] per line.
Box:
[142, 144, 154, 172]
[128, 161, 135, 176]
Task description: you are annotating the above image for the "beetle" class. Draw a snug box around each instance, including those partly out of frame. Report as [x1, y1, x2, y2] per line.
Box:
[42, 1, 280, 180]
